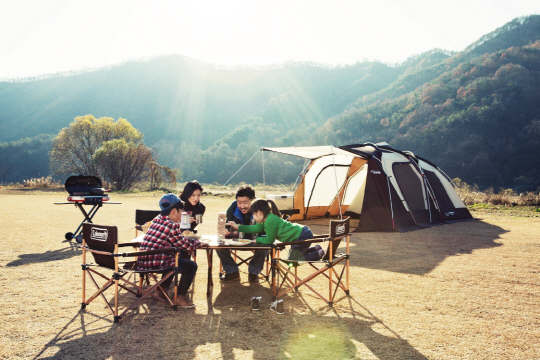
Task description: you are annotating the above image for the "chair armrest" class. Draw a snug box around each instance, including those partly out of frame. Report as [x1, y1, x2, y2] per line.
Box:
[275, 237, 330, 250]
[119, 247, 179, 257]
[312, 234, 329, 239]
[77, 246, 114, 256]
[118, 242, 139, 248]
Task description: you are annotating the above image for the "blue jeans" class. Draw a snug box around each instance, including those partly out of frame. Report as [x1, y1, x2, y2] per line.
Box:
[287, 226, 320, 261]
[216, 245, 269, 275]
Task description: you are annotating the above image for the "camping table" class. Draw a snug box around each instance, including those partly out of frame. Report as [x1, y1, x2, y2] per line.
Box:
[199, 236, 277, 297]
[130, 234, 278, 298]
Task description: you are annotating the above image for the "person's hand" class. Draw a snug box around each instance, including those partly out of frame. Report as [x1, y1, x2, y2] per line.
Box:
[227, 221, 239, 230]
[190, 216, 196, 223]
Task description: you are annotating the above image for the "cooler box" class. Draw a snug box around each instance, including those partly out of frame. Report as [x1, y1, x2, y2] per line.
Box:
[266, 194, 295, 211]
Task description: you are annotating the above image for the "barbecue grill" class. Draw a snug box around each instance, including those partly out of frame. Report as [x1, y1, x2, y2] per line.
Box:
[55, 174, 121, 243]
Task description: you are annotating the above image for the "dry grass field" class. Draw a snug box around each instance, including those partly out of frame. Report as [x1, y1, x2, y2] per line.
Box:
[1, 190, 539, 360]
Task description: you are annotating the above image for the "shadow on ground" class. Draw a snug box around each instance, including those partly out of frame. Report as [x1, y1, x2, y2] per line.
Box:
[6, 242, 79, 267]
[34, 293, 428, 360]
[298, 218, 506, 275]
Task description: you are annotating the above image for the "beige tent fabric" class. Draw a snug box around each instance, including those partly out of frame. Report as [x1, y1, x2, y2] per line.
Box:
[341, 162, 369, 215]
[326, 157, 368, 217]
[262, 146, 355, 160]
[289, 155, 368, 220]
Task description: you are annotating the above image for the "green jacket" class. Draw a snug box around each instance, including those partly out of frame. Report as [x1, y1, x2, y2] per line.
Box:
[238, 213, 304, 245]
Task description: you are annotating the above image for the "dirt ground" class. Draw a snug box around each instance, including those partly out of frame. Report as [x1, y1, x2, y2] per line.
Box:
[0, 190, 539, 359]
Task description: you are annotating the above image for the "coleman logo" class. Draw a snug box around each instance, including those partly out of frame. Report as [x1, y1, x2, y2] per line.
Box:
[445, 212, 455, 217]
[335, 223, 346, 235]
[370, 170, 381, 174]
[91, 228, 108, 241]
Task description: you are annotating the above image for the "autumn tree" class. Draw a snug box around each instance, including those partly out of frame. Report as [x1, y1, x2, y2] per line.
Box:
[50, 115, 143, 176]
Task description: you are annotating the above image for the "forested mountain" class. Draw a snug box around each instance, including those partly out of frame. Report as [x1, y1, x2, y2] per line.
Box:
[314, 15, 540, 191]
[1, 15, 540, 191]
[0, 57, 402, 146]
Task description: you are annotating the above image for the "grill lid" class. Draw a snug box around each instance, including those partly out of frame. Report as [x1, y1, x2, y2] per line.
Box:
[64, 174, 103, 196]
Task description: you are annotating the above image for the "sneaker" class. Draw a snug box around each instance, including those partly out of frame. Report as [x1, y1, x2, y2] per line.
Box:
[270, 299, 284, 314]
[315, 245, 325, 259]
[220, 271, 240, 281]
[250, 297, 262, 311]
[176, 295, 196, 309]
[248, 273, 259, 283]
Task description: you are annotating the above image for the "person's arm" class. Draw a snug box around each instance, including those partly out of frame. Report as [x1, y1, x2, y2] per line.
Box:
[237, 223, 264, 234]
[242, 215, 278, 244]
[259, 217, 277, 244]
[189, 203, 206, 231]
[169, 223, 200, 250]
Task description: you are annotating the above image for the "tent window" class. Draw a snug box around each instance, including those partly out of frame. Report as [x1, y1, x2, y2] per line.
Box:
[393, 163, 426, 211]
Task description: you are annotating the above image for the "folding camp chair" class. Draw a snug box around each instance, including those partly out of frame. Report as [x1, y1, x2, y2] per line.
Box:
[272, 217, 351, 307]
[80, 223, 182, 322]
[134, 209, 161, 238]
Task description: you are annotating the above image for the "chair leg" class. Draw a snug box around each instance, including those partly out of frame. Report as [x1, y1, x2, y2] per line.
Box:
[346, 235, 350, 294]
[114, 251, 120, 322]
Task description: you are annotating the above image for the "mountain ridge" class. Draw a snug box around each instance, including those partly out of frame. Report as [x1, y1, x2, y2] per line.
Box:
[2, 15, 540, 191]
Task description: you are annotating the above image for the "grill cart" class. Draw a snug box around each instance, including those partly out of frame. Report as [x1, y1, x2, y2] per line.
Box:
[55, 175, 121, 243]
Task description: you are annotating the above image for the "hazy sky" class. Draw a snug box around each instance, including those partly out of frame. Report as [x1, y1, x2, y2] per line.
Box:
[1, 0, 539, 79]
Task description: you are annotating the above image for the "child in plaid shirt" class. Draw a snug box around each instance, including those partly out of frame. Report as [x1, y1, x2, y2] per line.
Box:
[136, 194, 201, 308]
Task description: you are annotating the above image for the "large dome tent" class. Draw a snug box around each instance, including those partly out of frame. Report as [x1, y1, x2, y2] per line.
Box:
[262, 143, 473, 232]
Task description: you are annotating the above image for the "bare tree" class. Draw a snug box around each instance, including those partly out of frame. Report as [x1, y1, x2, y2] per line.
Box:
[1, 164, 12, 185]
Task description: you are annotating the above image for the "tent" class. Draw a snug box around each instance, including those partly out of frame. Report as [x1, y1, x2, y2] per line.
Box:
[262, 143, 473, 232]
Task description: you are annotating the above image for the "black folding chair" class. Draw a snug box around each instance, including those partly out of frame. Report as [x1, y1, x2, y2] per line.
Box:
[134, 209, 161, 238]
[80, 223, 182, 322]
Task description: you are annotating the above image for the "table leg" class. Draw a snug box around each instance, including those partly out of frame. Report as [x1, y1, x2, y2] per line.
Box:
[206, 248, 213, 297]
[271, 247, 277, 301]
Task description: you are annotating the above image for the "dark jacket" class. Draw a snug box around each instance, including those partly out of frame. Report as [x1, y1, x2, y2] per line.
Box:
[226, 200, 252, 225]
[226, 200, 265, 237]
[183, 201, 205, 232]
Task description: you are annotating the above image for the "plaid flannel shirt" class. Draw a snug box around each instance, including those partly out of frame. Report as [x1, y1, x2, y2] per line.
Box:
[136, 214, 201, 270]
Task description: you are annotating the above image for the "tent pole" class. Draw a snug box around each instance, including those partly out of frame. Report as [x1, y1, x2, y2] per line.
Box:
[214, 149, 260, 195]
[262, 148, 266, 198]
[379, 157, 396, 230]
[291, 159, 310, 193]
[413, 159, 433, 225]
[331, 145, 343, 220]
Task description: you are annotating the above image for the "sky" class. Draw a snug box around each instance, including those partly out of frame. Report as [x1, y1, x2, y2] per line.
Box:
[1, 0, 539, 80]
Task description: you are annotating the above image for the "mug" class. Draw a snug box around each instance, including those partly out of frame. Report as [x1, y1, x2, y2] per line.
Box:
[195, 214, 203, 224]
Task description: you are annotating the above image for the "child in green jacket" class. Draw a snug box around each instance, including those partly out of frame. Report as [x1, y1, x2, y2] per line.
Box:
[227, 199, 325, 261]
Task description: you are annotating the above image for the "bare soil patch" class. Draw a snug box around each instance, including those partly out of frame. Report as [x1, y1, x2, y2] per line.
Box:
[1, 191, 539, 359]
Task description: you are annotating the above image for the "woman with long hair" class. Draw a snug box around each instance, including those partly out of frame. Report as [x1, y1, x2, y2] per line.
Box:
[180, 180, 205, 233]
